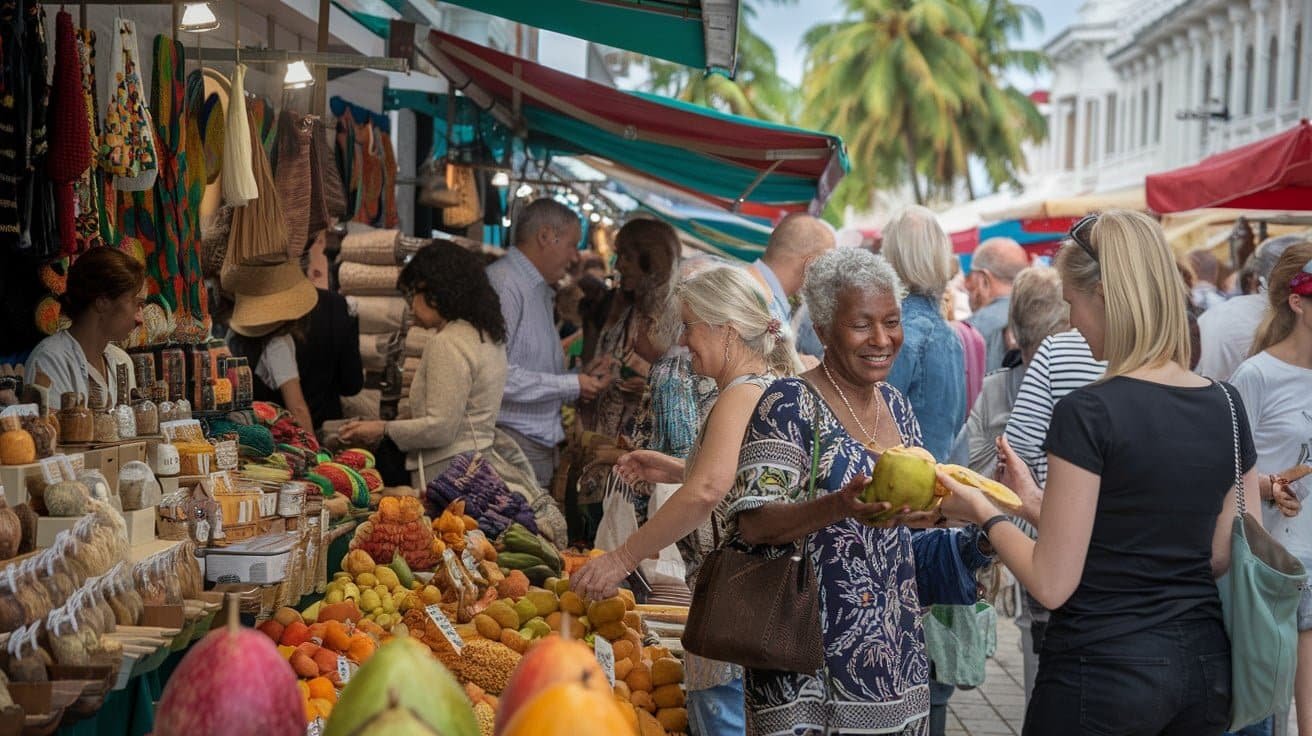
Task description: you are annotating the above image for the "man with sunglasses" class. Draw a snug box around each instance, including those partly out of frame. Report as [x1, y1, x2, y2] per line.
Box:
[965, 238, 1030, 372]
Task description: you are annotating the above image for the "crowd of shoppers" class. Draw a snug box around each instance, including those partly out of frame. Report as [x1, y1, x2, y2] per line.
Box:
[215, 190, 1312, 736]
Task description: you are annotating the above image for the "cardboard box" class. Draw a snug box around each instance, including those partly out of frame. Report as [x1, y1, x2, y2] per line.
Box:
[0, 461, 45, 507]
[36, 515, 80, 548]
[124, 507, 156, 546]
[118, 439, 149, 467]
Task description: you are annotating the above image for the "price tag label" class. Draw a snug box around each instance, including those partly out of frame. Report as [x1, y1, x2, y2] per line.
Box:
[461, 549, 478, 573]
[306, 717, 324, 736]
[336, 654, 352, 684]
[65, 454, 83, 476]
[213, 440, 239, 471]
[425, 604, 464, 654]
[593, 635, 616, 687]
[39, 457, 63, 484]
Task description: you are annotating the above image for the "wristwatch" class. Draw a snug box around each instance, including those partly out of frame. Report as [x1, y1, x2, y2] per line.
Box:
[981, 514, 1010, 541]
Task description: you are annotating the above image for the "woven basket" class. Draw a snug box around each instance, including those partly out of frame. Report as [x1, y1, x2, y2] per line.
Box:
[272, 110, 314, 259]
[201, 204, 233, 278]
[339, 227, 400, 266]
[442, 163, 482, 229]
[338, 262, 402, 296]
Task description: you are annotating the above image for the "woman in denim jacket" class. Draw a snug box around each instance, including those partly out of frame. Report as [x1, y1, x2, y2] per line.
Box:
[882, 206, 967, 461]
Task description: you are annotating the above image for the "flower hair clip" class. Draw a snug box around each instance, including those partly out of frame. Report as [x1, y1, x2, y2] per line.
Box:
[765, 318, 783, 338]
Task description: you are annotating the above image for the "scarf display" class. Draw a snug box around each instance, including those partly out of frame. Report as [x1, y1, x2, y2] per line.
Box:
[73, 28, 103, 251]
[47, 10, 90, 254]
[102, 17, 157, 192]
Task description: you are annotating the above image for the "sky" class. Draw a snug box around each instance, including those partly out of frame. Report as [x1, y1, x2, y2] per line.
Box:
[751, 0, 1082, 92]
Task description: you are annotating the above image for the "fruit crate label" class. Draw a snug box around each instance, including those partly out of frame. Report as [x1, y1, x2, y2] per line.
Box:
[593, 635, 616, 687]
[425, 604, 464, 654]
[336, 654, 351, 684]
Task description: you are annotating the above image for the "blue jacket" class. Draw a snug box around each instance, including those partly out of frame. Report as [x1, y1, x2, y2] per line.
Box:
[887, 294, 967, 460]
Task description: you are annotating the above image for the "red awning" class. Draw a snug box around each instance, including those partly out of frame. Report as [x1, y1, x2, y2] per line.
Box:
[1146, 119, 1312, 213]
[417, 30, 847, 217]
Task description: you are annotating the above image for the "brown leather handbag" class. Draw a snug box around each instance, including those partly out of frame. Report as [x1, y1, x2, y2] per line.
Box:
[681, 421, 824, 674]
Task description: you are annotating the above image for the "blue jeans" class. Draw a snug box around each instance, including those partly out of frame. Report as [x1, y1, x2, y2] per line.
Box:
[928, 679, 955, 736]
[1225, 716, 1273, 736]
[687, 678, 745, 736]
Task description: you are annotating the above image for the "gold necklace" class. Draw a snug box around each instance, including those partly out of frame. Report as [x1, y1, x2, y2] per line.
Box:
[821, 360, 885, 448]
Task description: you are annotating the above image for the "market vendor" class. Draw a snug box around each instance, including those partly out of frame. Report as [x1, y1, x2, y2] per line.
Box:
[223, 261, 319, 434]
[25, 247, 144, 408]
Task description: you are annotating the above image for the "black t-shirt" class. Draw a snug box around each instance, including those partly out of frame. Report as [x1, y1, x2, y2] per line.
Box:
[1040, 376, 1256, 652]
[297, 289, 364, 427]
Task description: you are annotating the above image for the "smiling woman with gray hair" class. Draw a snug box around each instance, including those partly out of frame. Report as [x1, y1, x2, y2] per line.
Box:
[724, 247, 996, 735]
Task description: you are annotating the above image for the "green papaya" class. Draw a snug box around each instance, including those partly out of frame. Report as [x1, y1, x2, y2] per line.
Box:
[390, 552, 415, 589]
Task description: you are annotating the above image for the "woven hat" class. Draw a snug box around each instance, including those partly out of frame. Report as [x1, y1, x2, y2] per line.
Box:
[221, 260, 318, 337]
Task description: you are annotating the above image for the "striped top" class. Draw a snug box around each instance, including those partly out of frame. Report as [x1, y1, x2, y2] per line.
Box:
[1002, 330, 1107, 487]
[486, 247, 579, 447]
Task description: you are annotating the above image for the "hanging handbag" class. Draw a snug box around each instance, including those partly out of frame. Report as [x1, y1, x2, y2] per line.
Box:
[1217, 383, 1306, 730]
[442, 163, 482, 229]
[681, 420, 824, 674]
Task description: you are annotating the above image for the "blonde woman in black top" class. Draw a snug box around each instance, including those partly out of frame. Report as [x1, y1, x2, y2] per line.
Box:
[939, 210, 1262, 736]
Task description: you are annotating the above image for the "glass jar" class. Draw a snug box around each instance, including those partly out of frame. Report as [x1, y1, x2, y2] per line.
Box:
[156, 381, 175, 423]
[133, 389, 158, 435]
[130, 352, 156, 390]
[161, 347, 186, 407]
[94, 408, 120, 443]
[58, 392, 93, 444]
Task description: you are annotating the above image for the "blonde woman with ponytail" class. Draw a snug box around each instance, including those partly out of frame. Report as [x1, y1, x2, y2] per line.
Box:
[571, 266, 799, 736]
[1230, 241, 1312, 733]
[939, 210, 1264, 735]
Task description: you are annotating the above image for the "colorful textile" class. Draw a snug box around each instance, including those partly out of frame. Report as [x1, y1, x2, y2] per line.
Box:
[101, 17, 157, 191]
[724, 378, 932, 736]
[47, 10, 91, 254]
[146, 34, 188, 316]
[180, 69, 208, 327]
[73, 28, 103, 251]
[379, 130, 399, 228]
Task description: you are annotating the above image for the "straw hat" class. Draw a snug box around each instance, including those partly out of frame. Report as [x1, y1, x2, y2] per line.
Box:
[221, 260, 318, 337]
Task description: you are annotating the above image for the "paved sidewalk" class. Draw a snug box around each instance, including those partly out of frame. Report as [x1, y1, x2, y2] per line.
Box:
[947, 620, 1300, 735]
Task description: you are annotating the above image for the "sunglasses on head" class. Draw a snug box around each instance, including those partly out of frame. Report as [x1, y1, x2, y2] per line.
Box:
[1069, 214, 1099, 263]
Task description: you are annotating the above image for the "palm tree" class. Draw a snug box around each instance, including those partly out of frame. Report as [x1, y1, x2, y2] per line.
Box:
[954, 0, 1048, 197]
[801, 0, 985, 208]
[643, 1, 799, 123]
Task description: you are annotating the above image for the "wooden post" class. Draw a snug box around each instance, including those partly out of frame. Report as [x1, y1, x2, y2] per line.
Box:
[311, 0, 329, 115]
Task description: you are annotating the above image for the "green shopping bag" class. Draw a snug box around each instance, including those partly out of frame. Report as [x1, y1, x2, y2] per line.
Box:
[924, 602, 997, 688]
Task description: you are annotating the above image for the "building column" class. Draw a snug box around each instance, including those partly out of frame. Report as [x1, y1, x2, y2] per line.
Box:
[1229, 5, 1248, 119]
[1301, 0, 1312, 113]
[1091, 96, 1104, 166]
[1051, 101, 1066, 172]
[1252, 0, 1271, 115]
[1074, 94, 1089, 175]
[1188, 26, 1207, 161]
[1274, 0, 1292, 110]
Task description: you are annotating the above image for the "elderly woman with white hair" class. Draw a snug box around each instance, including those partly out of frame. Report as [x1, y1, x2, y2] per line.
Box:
[882, 206, 967, 461]
[724, 248, 998, 735]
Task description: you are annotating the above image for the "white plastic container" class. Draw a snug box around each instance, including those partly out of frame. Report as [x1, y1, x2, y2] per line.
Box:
[198, 532, 298, 584]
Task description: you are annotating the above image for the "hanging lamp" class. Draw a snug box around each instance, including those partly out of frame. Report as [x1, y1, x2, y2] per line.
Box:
[283, 60, 314, 89]
[179, 2, 220, 32]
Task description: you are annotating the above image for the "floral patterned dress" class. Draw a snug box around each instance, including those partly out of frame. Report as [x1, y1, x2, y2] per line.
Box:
[723, 377, 931, 736]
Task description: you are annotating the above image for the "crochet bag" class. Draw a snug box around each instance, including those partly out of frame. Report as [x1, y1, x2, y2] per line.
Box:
[101, 17, 158, 192]
[272, 109, 313, 258]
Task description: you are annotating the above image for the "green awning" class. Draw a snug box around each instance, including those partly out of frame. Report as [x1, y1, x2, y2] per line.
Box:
[386, 30, 847, 218]
[435, 0, 739, 74]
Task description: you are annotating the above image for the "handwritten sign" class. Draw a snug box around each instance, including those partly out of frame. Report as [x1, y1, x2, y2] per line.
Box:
[593, 636, 616, 687]
[336, 654, 352, 684]
[39, 457, 64, 484]
[425, 604, 465, 654]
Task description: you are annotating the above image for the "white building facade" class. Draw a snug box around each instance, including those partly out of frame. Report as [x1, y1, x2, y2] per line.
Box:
[1030, 0, 1312, 195]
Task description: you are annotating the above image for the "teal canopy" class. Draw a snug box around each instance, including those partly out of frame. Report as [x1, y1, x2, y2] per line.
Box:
[387, 31, 848, 219]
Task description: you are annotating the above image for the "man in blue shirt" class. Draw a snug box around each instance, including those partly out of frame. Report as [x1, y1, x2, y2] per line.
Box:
[746, 214, 835, 364]
[487, 199, 612, 487]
